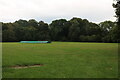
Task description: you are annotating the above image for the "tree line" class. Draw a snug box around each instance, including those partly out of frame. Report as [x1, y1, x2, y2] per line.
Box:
[2, 17, 119, 43]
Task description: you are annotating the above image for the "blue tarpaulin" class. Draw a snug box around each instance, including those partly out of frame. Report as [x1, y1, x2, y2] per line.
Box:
[20, 41, 51, 43]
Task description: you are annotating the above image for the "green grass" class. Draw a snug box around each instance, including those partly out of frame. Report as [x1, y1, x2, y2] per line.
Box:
[2, 42, 118, 78]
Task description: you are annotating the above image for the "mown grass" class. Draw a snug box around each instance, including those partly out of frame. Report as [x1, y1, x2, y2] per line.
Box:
[2, 42, 118, 78]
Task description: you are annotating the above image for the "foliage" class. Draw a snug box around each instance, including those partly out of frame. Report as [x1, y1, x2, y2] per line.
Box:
[113, 0, 120, 42]
[2, 17, 119, 43]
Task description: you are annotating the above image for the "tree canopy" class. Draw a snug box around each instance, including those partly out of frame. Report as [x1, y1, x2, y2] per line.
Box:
[113, 0, 120, 42]
[2, 17, 119, 43]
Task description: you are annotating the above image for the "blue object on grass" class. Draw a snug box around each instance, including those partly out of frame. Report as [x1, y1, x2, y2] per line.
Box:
[20, 41, 51, 43]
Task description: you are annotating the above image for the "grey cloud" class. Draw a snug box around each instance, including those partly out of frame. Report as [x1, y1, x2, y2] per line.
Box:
[0, 0, 116, 23]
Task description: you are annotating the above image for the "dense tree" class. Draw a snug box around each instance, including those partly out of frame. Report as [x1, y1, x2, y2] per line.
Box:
[2, 23, 16, 41]
[2, 18, 119, 43]
[113, 0, 120, 42]
[15, 19, 29, 27]
[99, 21, 116, 42]
[68, 18, 102, 42]
[49, 19, 70, 41]
[36, 21, 50, 40]
[28, 19, 38, 28]
[68, 18, 80, 41]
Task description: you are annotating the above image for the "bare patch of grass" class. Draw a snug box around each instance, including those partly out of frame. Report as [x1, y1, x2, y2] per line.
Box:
[10, 64, 44, 69]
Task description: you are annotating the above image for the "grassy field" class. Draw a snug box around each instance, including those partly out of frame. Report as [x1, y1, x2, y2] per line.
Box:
[2, 42, 118, 78]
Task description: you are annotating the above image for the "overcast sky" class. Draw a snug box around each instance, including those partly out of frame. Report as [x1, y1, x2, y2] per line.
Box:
[0, 0, 116, 24]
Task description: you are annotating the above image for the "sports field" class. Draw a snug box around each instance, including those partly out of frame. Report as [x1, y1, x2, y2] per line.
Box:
[2, 42, 118, 78]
